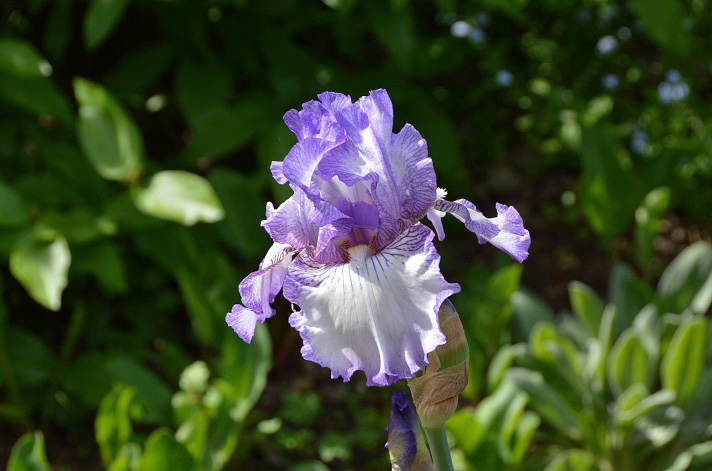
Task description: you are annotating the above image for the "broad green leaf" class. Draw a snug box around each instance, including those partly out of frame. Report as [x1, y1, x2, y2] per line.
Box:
[95, 384, 140, 466]
[64, 353, 172, 422]
[74, 77, 145, 181]
[512, 411, 539, 464]
[0, 38, 73, 126]
[657, 242, 712, 314]
[607, 329, 650, 396]
[635, 187, 671, 268]
[137, 429, 196, 471]
[9, 232, 71, 311]
[106, 41, 174, 97]
[220, 322, 272, 410]
[132, 171, 224, 226]
[510, 289, 555, 343]
[209, 168, 268, 258]
[0, 180, 28, 227]
[615, 388, 675, 426]
[6, 327, 55, 387]
[568, 281, 604, 337]
[630, 0, 690, 56]
[544, 449, 596, 471]
[107, 443, 142, 471]
[174, 59, 232, 130]
[578, 125, 643, 238]
[446, 409, 483, 454]
[506, 368, 582, 441]
[608, 263, 652, 335]
[84, 0, 129, 50]
[72, 240, 127, 294]
[661, 316, 707, 405]
[7, 431, 50, 471]
[487, 345, 515, 393]
[183, 97, 271, 162]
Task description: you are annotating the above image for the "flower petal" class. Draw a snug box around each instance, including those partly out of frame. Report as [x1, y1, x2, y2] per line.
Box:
[262, 187, 318, 249]
[226, 242, 295, 343]
[283, 93, 351, 142]
[386, 392, 432, 471]
[433, 199, 531, 263]
[317, 91, 437, 223]
[284, 224, 460, 386]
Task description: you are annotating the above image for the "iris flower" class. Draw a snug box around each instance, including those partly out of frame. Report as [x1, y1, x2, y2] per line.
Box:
[386, 392, 433, 470]
[226, 89, 530, 386]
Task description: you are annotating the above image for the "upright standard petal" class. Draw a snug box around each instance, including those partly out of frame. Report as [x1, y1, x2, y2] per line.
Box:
[283, 93, 351, 142]
[386, 392, 433, 471]
[432, 199, 530, 263]
[262, 187, 318, 249]
[318, 91, 437, 223]
[284, 224, 460, 386]
[226, 242, 294, 343]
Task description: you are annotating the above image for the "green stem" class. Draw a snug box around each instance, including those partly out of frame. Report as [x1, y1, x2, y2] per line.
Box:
[424, 426, 454, 471]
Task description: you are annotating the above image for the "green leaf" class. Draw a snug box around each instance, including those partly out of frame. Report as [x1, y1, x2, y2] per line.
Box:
[568, 281, 605, 337]
[95, 384, 140, 466]
[510, 289, 555, 343]
[511, 411, 539, 465]
[608, 263, 652, 336]
[544, 449, 596, 471]
[74, 77, 145, 181]
[137, 429, 196, 471]
[132, 171, 224, 226]
[578, 125, 643, 238]
[6, 327, 55, 387]
[657, 242, 712, 315]
[661, 316, 708, 405]
[635, 187, 671, 268]
[64, 353, 172, 422]
[0, 180, 28, 227]
[7, 431, 50, 471]
[83, 0, 129, 50]
[9, 232, 71, 311]
[630, 0, 690, 56]
[183, 97, 271, 162]
[209, 168, 270, 258]
[174, 59, 232, 130]
[506, 368, 582, 441]
[72, 240, 127, 294]
[221, 322, 272, 411]
[615, 387, 675, 426]
[107, 443, 142, 471]
[607, 329, 650, 396]
[0, 38, 73, 126]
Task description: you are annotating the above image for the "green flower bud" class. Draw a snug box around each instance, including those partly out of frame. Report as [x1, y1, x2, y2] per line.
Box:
[407, 299, 468, 429]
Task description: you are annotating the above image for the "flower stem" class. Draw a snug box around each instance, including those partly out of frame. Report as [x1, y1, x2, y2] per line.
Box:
[424, 425, 454, 471]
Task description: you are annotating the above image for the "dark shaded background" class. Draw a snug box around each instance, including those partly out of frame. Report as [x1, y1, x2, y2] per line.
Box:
[1, 0, 711, 470]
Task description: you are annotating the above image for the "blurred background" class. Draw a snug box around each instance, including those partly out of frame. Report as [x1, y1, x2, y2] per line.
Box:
[1, 0, 712, 470]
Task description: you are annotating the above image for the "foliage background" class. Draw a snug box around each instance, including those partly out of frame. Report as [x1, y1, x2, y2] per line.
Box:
[1, 0, 711, 470]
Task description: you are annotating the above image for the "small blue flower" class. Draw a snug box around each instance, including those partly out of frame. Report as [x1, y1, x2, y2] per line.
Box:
[496, 70, 514, 88]
[665, 69, 682, 84]
[450, 21, 471, 38]
[596, 35, 618, 56]
[226, 90, 530, 386]
[602, 74, 620, 91]
[631, 131, 648, 154]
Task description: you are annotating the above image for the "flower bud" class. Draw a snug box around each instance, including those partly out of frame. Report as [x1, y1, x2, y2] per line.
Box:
[407, 299, 468, 429]
[386, 392, 434, 471]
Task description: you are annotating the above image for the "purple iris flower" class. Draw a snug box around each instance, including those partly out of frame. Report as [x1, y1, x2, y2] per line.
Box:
[226, 89, 530, 386]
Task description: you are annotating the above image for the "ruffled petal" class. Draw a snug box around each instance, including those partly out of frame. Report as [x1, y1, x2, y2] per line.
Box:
[262, 187, 318, 249]
[433, 199, 531, 263]
[283, 93, 351, 142]
[283, 224, 460, 386]
[317, 90, 436, 224]
[226, 242, 295, 343]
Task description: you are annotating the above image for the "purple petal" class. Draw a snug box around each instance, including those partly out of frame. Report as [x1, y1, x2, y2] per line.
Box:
[283, 224, 460, 386]
[282, 137, 335, 196]
[262, 188, 318, 249]
[434, 198, 531, 263]
[270, 161, 287, 184]
[386, 391, 422, 469]
[427, 208, 446, 241]
[283, 93, 351, 142]
[390, 124, 437, 219]
[225, 242, 295, 343]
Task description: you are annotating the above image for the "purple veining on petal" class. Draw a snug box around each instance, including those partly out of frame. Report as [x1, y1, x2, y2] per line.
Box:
[227, 89, 530, 387]
[434, 198, 530, 263]
[225, 242, 295, 343]
[283, 224, 460, 386]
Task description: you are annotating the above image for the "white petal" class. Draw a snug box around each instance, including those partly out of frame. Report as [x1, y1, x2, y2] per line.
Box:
[284, 224, 460, 386]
